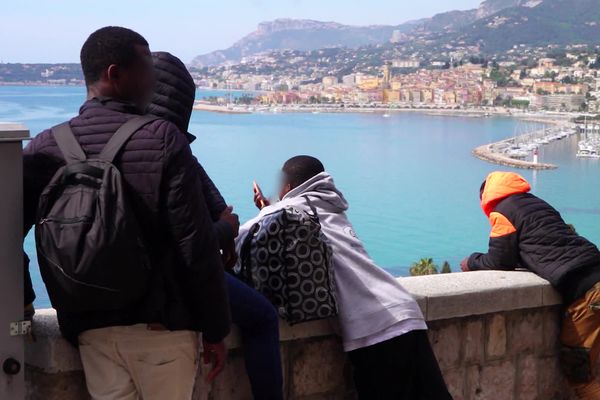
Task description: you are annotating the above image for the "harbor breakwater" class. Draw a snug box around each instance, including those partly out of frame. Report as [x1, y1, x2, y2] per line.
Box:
[472, 121, 574, 170]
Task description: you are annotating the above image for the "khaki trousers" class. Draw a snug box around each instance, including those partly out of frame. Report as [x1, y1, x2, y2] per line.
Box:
[561, 283, 600, 399]
[78, 325, 199, 400]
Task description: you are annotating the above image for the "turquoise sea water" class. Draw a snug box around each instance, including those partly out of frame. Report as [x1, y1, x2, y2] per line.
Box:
[2, 86, 599, 308]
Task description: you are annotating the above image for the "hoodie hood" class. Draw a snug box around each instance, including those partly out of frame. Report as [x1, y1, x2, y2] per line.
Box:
[147, 51, 196, 143]
[481, 171, 531, 216]
[283, 172, 349, 213]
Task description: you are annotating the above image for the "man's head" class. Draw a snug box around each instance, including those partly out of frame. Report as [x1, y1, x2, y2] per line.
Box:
[80, 26, 155, 108]
[279, 155, 325, 199]
[479, 171, 531, 216]
[147, 52, 196, 141]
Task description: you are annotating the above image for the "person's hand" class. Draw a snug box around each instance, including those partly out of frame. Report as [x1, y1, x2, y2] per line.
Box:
[253, 191, 270, 210]
[220, 206, 240, 237]
[202, 339, 227, 383]
[460, 257, 471, 272]
[221, 241, 238, 271]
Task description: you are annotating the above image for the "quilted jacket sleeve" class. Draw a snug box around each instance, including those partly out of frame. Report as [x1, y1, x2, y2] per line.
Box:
[161, 121, 231, 343]
[468, 211, 520, 271]
[22, 129, 62, 307]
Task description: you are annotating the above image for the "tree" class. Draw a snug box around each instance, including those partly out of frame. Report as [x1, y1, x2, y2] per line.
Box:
[410, 258, 439, 276]
[441, 261, 452, 274]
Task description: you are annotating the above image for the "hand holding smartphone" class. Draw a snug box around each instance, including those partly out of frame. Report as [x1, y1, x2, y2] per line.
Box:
[253, 181, 270, 210]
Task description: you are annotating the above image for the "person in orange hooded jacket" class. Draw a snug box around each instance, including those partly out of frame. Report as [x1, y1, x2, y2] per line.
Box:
[461, 171, 600, 399]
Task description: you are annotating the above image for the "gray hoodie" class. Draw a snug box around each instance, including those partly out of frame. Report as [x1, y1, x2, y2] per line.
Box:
[236, 172, 425, 350]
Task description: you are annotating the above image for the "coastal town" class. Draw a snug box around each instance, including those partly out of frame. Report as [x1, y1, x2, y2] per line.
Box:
[190, 45, 600, 114]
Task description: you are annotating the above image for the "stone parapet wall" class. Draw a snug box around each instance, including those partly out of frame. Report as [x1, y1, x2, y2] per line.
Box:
[25, 271, 577, 399]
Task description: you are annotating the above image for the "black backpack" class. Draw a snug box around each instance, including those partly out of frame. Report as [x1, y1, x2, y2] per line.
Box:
[35, 116, 159, 313]
[239, 197, 338, 325]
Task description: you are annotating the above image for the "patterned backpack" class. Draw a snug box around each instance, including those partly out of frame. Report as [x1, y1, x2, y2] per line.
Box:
[239, 197, 337, 325]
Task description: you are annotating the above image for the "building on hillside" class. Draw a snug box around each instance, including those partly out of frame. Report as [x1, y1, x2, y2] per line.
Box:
[538, 58, 556, 68]
[390, 30, 403, 43]
[392, 59, 420, 69]
[322, 76, 338, 88]
[383, 89, 400, 103]
[357, 76, 381, 90]
[342, 74, 356, 86]
[531, 94, 586, 111]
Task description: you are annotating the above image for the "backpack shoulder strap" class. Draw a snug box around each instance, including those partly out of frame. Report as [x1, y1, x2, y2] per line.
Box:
[302, 195, 319, 218]
[51, 122, 86, 164]
[99, 115, 161, 162]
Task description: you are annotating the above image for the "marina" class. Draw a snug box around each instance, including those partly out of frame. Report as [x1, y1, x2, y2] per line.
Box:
[472, 122, 579, 170]
[576, 120, 600, 159]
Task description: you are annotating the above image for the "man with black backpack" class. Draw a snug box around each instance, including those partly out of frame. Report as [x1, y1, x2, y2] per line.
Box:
[23, 27, 230, 399]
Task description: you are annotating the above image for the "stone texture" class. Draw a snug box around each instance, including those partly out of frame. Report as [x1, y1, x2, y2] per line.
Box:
[26, 309, 83, 373]
[429, 322, 462, 370]
[204, 352, 253, 400]
[399, 271, 558, 321]
[464, 320, 485, 364]
[486, 314, 507, 359]
[25, 367, 89, 400]
[516, 355, 538, 400]
[508, 311, 544, 355]
[538, 357, 574, 400]
[289, 338, 347, 398]
[542, 307, 563, 354]
[469, 361, 516, 400]
[443, 368, 465, 400]
[24, 272, 574, 400]
[543, 284, 564, 306]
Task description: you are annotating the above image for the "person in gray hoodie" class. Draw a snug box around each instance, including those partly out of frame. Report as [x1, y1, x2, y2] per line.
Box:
[239, 155, 452, 400]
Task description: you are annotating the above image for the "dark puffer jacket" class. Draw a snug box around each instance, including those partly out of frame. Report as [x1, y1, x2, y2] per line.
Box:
[23, 97, 231, 344]
[147, 52, 227, 223]
[468, 172, 600, 303]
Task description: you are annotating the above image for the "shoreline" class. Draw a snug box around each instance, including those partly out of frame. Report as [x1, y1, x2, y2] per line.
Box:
[192, 101, 574, 171]
[192, 102, 579, 120]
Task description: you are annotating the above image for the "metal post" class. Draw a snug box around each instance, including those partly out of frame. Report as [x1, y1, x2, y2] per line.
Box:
[0, 123, 30, 400]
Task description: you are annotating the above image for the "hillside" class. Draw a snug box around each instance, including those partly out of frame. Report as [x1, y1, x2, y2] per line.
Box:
[453, 0, 600, 52]
[191, 19, 403, 67]
[191, 0, 529, 66]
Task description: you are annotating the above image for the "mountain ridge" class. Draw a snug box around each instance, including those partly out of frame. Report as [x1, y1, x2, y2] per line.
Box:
[191, 0, 600, 66]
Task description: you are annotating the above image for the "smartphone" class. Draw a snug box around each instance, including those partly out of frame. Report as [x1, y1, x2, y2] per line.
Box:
[252, 180, 263, 196]
[253, 181, 267, 208]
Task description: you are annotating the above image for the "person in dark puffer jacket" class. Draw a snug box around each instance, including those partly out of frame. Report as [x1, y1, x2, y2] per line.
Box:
[148, 51, 284, 400]
[23, 27, 230, 399]
[461, 171, 600, 399]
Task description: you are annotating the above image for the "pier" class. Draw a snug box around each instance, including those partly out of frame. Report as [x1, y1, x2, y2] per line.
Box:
[471, 123, 575, 170]
[473, 143, 557, 170]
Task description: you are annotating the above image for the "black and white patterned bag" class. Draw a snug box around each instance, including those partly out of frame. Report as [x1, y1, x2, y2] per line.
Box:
[239, 197, 337, 325]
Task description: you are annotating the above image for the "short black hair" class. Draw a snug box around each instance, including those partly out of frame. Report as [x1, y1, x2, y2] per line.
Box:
[282, 155, 325, 188]
[80, 26, 149, 85]
[480, 180, 486, 199]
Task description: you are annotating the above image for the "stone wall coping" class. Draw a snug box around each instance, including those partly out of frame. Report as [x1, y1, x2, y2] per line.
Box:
[26, 270, 563, 373]
[398, 270, 563, 321]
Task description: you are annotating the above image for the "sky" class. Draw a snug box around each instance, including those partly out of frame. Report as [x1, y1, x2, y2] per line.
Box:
[0, 0, 482, 64]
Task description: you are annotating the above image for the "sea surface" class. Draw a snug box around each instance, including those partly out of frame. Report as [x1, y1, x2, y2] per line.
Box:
[2, 85, 599, 308]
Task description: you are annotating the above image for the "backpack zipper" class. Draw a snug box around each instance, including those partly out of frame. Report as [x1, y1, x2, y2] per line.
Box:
[39, 216, 92, 225]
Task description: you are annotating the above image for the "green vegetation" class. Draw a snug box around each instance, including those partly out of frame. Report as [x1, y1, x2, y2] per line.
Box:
[410, 258, 453, 276]
[489, 67, 512, 87]
[441, 261, 452, 274]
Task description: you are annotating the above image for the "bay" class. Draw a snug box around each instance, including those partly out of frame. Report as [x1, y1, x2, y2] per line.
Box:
[1, 86, 598, 308]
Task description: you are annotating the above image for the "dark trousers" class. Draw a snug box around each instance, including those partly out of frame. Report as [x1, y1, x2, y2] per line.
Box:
[225, 272, 284, 400]
[348, 330, 452, 400]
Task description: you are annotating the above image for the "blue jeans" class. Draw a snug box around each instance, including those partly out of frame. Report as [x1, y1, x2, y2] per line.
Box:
[225, 272, 284, 400]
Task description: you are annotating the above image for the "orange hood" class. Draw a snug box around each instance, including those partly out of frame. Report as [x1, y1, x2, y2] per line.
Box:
[481, 172, 531, 216]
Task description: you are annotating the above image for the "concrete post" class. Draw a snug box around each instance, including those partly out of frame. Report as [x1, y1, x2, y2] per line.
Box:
[0, 123, 30, 399]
